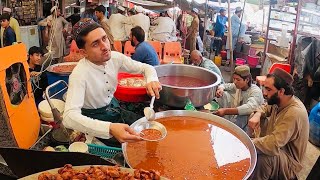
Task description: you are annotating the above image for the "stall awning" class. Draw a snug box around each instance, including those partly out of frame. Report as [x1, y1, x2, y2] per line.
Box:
[126, 0, 174, 10]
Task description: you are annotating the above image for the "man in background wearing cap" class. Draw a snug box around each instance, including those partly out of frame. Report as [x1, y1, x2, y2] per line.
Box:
[231, 7, 246, 46]
[63, 19, 161, 145]
[125, 6, 150, 40]
[95, 5, 115, 50]
[226, 7, 247, 59]
[215, 65, 264, 129]
[1, 7, 21, 46]
[39, 7, 68, 63]
[108, 6, 127, 41]
[213, 8, 227, 55]
[150, 11, 177, 42]
[186, 8, 199, 52]
[248, 68, 309, 180]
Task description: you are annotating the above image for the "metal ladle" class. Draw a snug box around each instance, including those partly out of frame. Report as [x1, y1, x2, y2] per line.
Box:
[144, 96, 156, 121]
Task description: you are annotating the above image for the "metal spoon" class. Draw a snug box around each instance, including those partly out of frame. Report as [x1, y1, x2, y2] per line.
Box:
[144, 96, 156, 121]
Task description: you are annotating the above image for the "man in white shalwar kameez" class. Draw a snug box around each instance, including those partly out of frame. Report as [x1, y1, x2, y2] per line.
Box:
[125, 6, 150, 40]
[150, 11, 177, 42]
[108, 6, 128, 41]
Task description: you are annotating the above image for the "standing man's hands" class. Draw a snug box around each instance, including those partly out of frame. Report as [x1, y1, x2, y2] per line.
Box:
[216, 87, 224, 98]
[146, 81, 162, 99]
[109, 123, 141, 143]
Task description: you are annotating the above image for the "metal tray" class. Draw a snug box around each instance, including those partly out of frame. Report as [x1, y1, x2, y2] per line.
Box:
[122, 110, 257, 180]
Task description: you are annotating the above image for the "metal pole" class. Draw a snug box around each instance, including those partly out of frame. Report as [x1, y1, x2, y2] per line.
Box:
[261, 0, 265, 33]
[227, 0, 234, 75]
[203, 0, 209, 47]
[288, 1, 300, 69]
[262, 2, 272, 66]
[236, 0, 247, 45]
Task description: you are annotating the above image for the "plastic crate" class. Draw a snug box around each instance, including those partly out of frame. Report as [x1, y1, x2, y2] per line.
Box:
[114, 73, 148, 102]
[88, 144, 122, 159]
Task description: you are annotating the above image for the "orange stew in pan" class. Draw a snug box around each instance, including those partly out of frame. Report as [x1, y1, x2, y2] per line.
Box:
[140, 129, 162, 141]
[126, 116, 251, 180]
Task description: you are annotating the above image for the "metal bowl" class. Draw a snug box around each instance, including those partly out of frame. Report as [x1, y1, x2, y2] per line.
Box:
[133, 121, 167, 141]
[47, 62, 78, 75]
[155, 64, 221, 107]
[122, 110, 257, 179]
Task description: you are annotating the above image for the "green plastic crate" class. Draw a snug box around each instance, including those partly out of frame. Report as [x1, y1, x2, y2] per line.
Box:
[88, 144, 122, 159]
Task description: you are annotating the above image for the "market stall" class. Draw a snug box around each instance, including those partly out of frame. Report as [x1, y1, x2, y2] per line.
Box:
[3, 1, 316, 179]
[0, 41, 257, 179]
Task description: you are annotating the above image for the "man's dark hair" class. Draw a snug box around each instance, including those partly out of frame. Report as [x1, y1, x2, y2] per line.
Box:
[131, 26, 145, 43]
[219, 9, 226, 13]
[75, 23, 102, 49]
[95, 5, 106, 15]
[241, 74, 252, 87]
[74, 8, 79, 14]
[0, 13, 10, 21]
[266, 74, 294, 95]
[29, 46, 42, 55]
[128, 9, 136, 15]
[28, 46, 42, 63]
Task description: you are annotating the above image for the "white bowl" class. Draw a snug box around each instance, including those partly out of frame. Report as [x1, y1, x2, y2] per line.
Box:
[68, 142, 89, 153]
[40, 114, 54, 122]
[38, 99, 65, 118]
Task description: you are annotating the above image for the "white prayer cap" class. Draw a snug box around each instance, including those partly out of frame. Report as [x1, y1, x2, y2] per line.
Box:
[192, 8, 199, 14]
[235, 7, 242, 12]
[50, 6, 58, 13]
[3, 7, 11, 13]
[135, 6, 144, 13]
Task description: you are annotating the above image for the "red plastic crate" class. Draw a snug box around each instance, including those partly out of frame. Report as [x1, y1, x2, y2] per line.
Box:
[114, 73, 148, 102]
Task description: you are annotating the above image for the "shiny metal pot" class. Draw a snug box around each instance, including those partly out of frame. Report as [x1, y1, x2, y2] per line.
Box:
[155, 64, 221, 107]
[122, 110, 257, 180]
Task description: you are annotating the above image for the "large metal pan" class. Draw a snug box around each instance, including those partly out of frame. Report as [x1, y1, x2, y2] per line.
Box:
[155, 64, 221, 107]
[122, 110, 257, 180]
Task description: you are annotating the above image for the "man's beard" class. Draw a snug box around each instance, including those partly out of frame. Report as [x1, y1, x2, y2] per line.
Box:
[267, 92, 280, 105]
[131, 40, 135, 47]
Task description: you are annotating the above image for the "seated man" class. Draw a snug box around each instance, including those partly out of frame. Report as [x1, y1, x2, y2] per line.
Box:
[28, 46, 48, 105]
[63, 19, 162, 145]
[130, 26, 159, 66]
[190, 50, 224, 83]
[248, 68, 309, 180]
[215, 65, 264, 129]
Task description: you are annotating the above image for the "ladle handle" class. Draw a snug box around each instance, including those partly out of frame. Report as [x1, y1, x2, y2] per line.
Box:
[150, 96, 155, 109]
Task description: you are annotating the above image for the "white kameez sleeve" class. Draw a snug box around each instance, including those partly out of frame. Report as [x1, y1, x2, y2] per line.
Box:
[63, 73, 112, 139]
